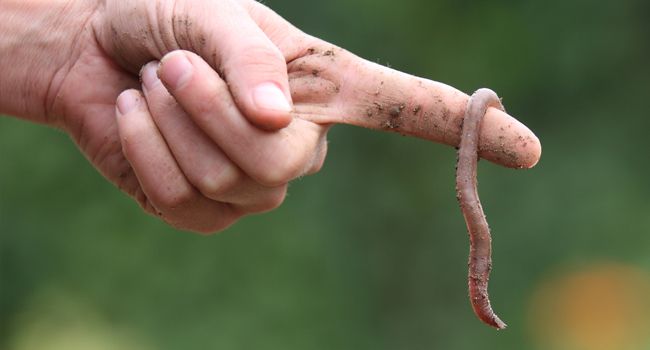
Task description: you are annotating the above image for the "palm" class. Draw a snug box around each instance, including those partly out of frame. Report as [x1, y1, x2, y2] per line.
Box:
[56, 39, 146, 204]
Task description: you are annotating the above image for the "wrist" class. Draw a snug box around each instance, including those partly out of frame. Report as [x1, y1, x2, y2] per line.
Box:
[0, 0, 99, 126]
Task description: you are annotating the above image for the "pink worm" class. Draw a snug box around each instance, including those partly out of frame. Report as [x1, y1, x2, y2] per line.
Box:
[455, 88, 507, 330]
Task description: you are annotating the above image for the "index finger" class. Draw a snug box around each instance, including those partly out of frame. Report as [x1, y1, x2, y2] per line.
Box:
[287, 46, 541, 169]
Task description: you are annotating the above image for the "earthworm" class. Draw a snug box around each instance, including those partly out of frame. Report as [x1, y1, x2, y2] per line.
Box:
[286, 47, 540, 327]
[455, 88, 507, 330]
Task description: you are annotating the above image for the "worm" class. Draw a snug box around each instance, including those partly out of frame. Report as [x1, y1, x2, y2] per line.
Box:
[455, 88, 507, 330]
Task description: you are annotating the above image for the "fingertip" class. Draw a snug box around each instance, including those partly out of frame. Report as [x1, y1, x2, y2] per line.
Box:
[250, 82, 293, 129]
[115, 90, 150, 150]
[141, 61, 162, 92]
[482, 107, 542, 169]
[253, 82, 292, 112]
[221, 37, 293, 130]
[116, 89, 144, 117]
[521, 132, 542, 168]
[158, 50, 193, 91]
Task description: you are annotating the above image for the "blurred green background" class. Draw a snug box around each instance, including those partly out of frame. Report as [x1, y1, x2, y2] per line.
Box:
[2, 0, 650, 349]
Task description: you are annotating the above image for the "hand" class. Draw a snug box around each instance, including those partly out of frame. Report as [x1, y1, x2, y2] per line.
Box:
[114, 52, 328, 232]
[100, 0, 335, 232]
[0, 0, 540, 233]
[2, 0, 330, 232]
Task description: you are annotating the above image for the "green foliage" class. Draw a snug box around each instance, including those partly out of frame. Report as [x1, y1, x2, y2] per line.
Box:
[2, 0, 649, 348]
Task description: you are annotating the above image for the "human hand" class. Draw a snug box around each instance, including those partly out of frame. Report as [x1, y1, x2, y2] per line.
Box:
[1, 0, 329, 232]
[114, 51, 328, 232]
[0, 0, 540, 233]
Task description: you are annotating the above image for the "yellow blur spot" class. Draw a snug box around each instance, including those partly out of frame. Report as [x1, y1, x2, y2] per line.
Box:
[528, 263, 650, 350]
[8, 289, 153, 350]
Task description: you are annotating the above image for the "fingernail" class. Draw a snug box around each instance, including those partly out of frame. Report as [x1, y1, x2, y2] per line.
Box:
[253, 82, 292, 113]
[140, 61, 161, 92]
[116, 90, 141, 116]
[159, 51, 193, 90]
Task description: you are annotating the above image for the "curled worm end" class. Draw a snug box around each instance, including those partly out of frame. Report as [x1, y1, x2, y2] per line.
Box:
[474, 299, 508, 329]
[493, 315, 508, 330]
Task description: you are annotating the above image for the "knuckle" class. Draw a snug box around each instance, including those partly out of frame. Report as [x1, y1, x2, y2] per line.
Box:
[165, 218, 218, 236]
[249, 125, 326, 186]
[150, 183, 196, 210]
[195, 166, 241, 200]
[163, 204, 241, 235]
[253, 131, 316, 185]
[258, 186, 288, 212]
[196, 207, 242, 235]
[227, 41, 285, 75]
[253, 151, 305, 186]
[307, 155, 326, 175]
[252, 135, 320, 186]
[306, 139, 328, 175]
[243, 185, 288, 214]
[192, 221, 229, 235]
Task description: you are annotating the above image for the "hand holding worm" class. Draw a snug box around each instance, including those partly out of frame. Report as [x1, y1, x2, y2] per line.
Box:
[112, 7, 541, 232]
[1, 0, 537, 327]
[119, 4, 542, 232]
[1, 0, 540, 232]
[108, 0, 537, 329]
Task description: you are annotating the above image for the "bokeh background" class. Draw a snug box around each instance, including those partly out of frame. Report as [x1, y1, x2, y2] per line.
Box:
[2, 0, 650, 349]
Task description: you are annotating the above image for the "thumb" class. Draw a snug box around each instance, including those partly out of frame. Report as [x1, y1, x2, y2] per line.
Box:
[100, 0, 293, 130]
[220, 30, 293, 130]
[177, 1, 293, 130]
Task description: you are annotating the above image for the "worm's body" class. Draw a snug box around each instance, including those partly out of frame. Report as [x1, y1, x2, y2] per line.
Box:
[455, 88, 507, 330]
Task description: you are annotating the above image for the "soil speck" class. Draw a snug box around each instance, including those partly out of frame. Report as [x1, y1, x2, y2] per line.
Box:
[389, 104, 405, 117]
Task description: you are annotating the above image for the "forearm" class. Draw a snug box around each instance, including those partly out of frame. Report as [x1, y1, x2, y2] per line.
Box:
[0, 0, 96, 125]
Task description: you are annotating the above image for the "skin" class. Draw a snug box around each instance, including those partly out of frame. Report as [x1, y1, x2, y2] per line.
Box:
[286, 48, 541, 169]
[0, 0, 541, 233]
[456, 89, 508, 330]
